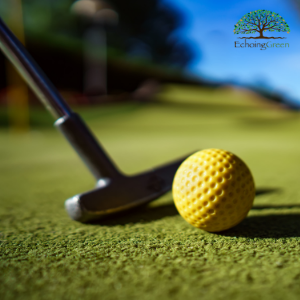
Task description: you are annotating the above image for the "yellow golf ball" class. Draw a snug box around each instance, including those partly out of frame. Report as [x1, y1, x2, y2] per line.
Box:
[172, 149, 255, 232]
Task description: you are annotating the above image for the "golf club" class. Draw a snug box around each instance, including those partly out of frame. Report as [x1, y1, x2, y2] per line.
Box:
[0, 17, 190, 223]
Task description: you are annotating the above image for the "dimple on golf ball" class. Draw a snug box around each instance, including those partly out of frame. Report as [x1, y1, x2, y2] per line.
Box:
[172, 149, 255, 232]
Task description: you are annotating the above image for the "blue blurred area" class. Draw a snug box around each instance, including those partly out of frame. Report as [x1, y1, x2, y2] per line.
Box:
[162, 0, 300, 105]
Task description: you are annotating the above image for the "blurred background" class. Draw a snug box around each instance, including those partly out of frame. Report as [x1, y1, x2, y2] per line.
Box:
[0, 0, 300, 156]
[0, 0, 202, 132]
[1, 0, 300, 132]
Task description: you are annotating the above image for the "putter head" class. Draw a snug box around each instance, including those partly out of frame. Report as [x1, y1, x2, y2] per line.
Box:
[65, 155, 188, 222]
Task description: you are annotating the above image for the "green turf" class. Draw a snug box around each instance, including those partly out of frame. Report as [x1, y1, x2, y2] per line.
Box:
[1, 85, 300, 300]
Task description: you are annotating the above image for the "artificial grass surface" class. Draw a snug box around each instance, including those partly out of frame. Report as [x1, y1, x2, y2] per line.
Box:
[1, 85, 300, 300]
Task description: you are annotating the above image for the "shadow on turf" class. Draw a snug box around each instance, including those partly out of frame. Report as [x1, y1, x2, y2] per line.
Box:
[220, 214, 300, 238]
[90, 188, 280, 226]
[255, 188, 281, 196]
[90, 201, 179, 226]
[252, 204, 300, 210]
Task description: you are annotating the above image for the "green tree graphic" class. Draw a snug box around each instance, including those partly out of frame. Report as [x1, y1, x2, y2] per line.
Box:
[234, 10, 290, 39]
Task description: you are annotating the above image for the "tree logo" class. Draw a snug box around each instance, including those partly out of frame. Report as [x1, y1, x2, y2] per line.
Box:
[234, 10, 290, 39]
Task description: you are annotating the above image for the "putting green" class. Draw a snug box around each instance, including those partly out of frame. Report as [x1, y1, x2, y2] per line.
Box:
[1, 85, 300, 300]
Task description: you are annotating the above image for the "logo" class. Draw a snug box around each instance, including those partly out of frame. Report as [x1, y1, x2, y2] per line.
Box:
[234, 10, 290, 50]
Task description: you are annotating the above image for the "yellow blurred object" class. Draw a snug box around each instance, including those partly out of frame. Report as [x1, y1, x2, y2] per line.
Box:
[6, 0, 29, 133]
[172, 149, 255, 232]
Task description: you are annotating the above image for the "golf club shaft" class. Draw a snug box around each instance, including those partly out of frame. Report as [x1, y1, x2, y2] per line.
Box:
[0, 17, 121, 179]
[0, 17, 71, 119]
